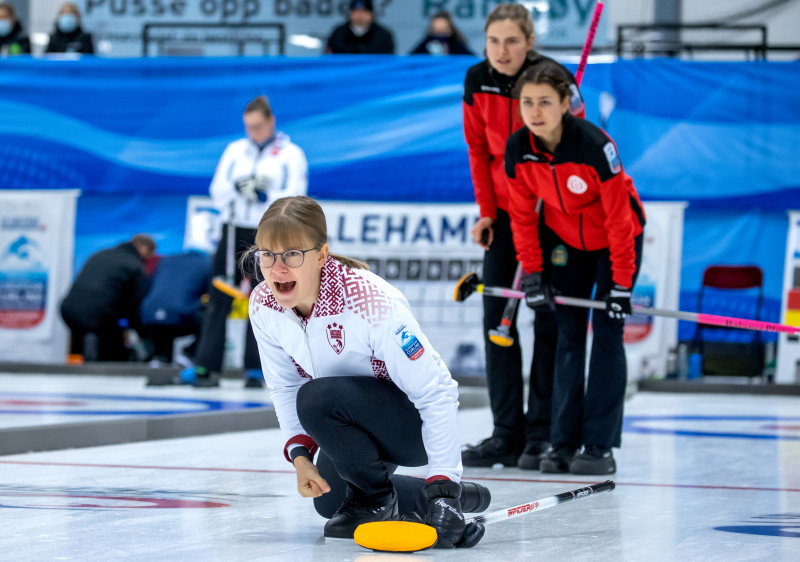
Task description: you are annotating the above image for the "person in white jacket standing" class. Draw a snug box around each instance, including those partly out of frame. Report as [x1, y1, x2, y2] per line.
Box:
[247, 196, 489, 546]
[185, 96, 308, 388]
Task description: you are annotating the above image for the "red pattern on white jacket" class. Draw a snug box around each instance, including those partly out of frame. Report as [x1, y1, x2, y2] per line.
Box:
[249, 257, 463, 481]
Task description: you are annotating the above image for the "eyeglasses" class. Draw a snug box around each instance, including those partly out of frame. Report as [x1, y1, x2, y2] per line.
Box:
[255, 248, 318, 268]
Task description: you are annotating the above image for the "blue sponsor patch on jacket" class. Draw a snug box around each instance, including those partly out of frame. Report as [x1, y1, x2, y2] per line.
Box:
[603, 142, 622, 174]
[393, 323, 424, 360]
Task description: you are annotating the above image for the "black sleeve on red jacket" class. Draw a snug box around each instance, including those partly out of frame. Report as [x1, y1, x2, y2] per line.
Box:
[462, 61, 483, 105]
[504, 134, 521, 179]
[578, 119, 624, 182]
[504, 128, 544, 275]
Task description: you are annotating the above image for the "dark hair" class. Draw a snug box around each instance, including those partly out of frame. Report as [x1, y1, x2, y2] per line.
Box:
[243, 196, 368, 272]
[429, 11, 467, 44]
[513, 59, 573, 102]
[484, 3, 534, 38]
[350, 0, 373, 12]
[244, 95, 273, 119]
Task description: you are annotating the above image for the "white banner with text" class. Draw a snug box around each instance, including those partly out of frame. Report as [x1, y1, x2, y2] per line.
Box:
[0, 190, 79, 363]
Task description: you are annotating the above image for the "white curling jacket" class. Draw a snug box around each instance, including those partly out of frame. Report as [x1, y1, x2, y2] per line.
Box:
[249, 257, 463, 482]
[210, 132, 308, 228]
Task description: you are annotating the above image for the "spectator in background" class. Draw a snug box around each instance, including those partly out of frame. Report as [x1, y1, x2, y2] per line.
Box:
[0, 2, 30, 55]
[46, 2, 94, 55]
[60, 234, 156, 362]
[140, 250, 212, 366]
[410, 11, 473, 56]
[326, 0, 394, 54]
[181, 95, 308, 389]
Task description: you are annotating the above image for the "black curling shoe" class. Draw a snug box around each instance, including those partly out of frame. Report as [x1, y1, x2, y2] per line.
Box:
[461, 436, 521, 467]
[517, 440, 551, 470]
[460, 481, 492, 513]
[569, 446, 616, 475]
[323, 490, 399, 539]
[539, 446, 577, 474]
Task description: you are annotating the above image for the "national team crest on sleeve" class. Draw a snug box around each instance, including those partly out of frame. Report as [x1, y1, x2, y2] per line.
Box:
[603, 142, 622, 174]
[393, 323, 424, 360]
[326, 322, 345, 355]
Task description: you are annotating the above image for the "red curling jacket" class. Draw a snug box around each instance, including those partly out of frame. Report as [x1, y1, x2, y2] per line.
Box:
[504, 114, 646, 288]
[463, 53, 584, 221]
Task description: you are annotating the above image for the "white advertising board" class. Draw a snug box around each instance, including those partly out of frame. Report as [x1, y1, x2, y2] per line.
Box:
[185, 198, 685, 381]
[775, 210, 800, 384]
[0, 190, 79, 363]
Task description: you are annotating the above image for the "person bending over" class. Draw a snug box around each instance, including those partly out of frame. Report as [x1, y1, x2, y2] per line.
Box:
[505, 60, 646, 475]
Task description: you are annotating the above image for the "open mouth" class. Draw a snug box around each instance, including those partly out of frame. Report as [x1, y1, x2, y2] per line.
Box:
[274, 281, 296, 294]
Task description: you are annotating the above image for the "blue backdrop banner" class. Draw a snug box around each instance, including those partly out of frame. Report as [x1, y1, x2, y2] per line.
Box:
[1, 56, 797, 330]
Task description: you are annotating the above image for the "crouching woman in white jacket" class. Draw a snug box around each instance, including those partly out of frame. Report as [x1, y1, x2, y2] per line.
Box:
[246, 195, 488, 547]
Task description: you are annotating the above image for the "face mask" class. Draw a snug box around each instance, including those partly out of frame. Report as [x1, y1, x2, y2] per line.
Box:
[58, 14, 78, 34]
[426, 41, 445, 56]
[350, 24, 368, 37]
[0, 19, 11, 37]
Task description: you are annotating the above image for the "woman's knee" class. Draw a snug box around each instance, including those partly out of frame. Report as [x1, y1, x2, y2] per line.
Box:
[296, 378, 334, 424]
[313, 491, 343, 519]
[557, 310, 589, 343]
[592, 312, 625, 340]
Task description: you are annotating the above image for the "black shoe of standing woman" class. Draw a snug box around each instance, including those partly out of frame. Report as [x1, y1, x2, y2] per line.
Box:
[539, 445, 577, 474]
[517, 440, 551, 470]
[461, 436, 521, 467]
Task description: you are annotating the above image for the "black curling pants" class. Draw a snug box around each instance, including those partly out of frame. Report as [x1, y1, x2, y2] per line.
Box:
[60, 301, 128, 362]
[482, 209, 557, 447]
[194, 224, 260, 373]
[296, 376, 430, 519]
[547, 228, 643, 449]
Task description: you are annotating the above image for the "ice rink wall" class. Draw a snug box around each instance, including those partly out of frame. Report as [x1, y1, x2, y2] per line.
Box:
[1, 56, 797, 338]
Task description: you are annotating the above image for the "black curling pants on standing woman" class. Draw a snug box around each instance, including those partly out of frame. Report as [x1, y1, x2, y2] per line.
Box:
[194, 224, 261, 373]
[482, 209, 557, 448]
[548, 227, 644, 449]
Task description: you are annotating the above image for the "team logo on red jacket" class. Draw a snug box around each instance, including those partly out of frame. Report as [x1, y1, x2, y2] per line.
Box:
[567, 175, 588, 194]
[326, 322, 345, 354]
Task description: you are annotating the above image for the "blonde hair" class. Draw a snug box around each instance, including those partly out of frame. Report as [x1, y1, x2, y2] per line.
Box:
[241, 196, 368, 274]
[485, 3, 534, 39]
[59, 2, 81, 19]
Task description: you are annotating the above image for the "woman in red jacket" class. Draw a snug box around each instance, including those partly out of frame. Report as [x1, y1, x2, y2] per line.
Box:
[505, 60, 646, 475]
[461, 3, 583, 469]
